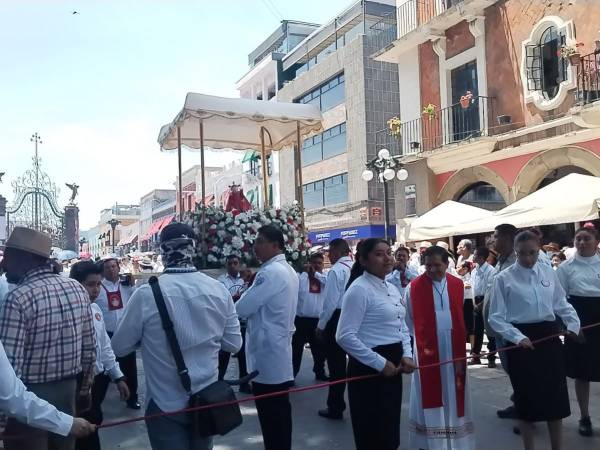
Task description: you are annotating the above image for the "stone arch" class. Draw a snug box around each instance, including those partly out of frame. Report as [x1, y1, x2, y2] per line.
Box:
[436, 165, 510, 205]
[512, 146, 600, 200]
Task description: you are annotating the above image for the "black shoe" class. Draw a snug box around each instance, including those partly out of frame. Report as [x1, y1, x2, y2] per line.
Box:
[579, 416, 593, 436]
[238, 383, 252, 395]
[487, 359, 497, 368]
[127, 400, 141, 410]
[315, 373, 330, 382]
[318, 408, 343, 420]
[468, 357, 481, 365]
[497, 405, 518, 419]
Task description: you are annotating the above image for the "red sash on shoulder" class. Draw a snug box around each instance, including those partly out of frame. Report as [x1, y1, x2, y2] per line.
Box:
[411, 273, 466, 417]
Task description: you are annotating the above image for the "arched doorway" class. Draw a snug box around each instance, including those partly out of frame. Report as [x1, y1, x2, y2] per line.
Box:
[456, 182, 507, 211]
[536, 165, 593, 190]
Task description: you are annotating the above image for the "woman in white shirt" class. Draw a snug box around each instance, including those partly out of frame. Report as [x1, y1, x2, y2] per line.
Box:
[336, 238, 415, 450]
[556, 224, 600, 437]
[489, 230, 580, 450]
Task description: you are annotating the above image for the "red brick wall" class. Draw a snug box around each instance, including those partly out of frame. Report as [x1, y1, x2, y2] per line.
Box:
[445, 21, 475, 59]
[419, 41, 441, 114]
[485, 0, 600, 128]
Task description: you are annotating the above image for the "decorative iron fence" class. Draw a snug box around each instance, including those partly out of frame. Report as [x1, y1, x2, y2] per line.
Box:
[577, 50, 600, 105]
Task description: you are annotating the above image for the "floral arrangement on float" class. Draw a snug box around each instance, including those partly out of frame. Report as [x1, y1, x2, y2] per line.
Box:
[187, 202, 309, 268]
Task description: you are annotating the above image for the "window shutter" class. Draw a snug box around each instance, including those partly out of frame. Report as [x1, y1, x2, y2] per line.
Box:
[525, 44, 543, 91]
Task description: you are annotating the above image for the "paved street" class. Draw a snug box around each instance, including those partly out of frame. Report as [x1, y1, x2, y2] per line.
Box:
[99, 351, 600, 449]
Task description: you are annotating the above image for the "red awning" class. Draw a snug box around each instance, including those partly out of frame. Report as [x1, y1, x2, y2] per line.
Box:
[141, 218, 164, 241]
[158, 215, 175, 232]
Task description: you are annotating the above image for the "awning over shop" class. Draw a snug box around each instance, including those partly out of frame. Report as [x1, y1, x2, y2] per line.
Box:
[141, 215, 174, 242]
[117, 233, 138, 246]
[242, 150, 259, 163]
[407, 201, 493, 241]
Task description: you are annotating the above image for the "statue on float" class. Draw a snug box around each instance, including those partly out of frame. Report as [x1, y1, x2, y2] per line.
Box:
[221, 183, 252, 212]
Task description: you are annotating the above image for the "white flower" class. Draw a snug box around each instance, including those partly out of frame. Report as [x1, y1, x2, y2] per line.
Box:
[232, 236, 244, 249]
[237, 212, 247, 222]
[222, 245, 232, 257]
[207, 254, 218, 263]
[291, 252, 299, 260]
[209, 224, 217, 230]
[217, 230, 227, 238]
[240, 223, 246, 230]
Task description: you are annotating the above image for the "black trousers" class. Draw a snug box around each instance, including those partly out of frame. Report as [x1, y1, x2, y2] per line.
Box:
[76, 374, 110, 450]
[292, 316, 326, 377]
[218, 325, 248, 381]
[348, 343, 403, 450]
[252, 381, 292, 450]
[107, 332, 138, 402]
[473, 296, 496, 358]
[325, 310, 347, 413]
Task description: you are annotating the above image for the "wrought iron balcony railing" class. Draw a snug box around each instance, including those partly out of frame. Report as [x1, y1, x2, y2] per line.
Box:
[576, 50, 600, 105]
[397, 0, 465, 39]
[377, 95, 495, 156]
[367, 12, 397, 51]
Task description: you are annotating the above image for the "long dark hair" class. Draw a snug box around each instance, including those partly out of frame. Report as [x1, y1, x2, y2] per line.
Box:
[345, 238, 388, 290]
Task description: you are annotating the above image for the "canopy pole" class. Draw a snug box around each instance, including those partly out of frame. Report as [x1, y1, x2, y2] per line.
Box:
[295, 121, 305, 233]
[260, 127, 269, 208]
[177, 126, 183, 221]
[199, 119, 207, 268]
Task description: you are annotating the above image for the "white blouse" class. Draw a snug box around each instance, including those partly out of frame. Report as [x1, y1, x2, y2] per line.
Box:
[489, 262, 580, 345]
[336, 272, 412, 372]
[556, 253, 600, 298]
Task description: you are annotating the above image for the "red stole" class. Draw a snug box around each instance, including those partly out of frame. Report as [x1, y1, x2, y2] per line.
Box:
[308, 273, 321, 293]
[411, 273, 466, 417]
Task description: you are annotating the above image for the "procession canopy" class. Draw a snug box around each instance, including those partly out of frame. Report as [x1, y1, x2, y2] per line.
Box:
[157, 93, 323, 152]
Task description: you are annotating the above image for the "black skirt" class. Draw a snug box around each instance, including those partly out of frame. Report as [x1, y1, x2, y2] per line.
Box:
[506, 321, 570, 422]
[347, 343, 403, 450]
[565, 295, 600, 381]
[463, 298, 474, 336]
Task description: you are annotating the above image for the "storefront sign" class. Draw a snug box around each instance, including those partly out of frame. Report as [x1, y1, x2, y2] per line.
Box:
[308, 225, 396, 244]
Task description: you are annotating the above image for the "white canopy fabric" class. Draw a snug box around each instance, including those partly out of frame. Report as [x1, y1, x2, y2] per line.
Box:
[158, 93, 323, 152]
[407, 201, 493, 241]
[458, 173, 600, 234]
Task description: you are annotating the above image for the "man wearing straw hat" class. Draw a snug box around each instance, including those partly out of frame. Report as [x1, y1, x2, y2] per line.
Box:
[0, 227, 96, 450]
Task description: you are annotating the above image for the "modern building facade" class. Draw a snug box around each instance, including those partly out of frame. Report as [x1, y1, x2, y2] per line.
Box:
[374, 0, 600, 245]
[85, 204, 140, 257]
[270, 0, 402, 244]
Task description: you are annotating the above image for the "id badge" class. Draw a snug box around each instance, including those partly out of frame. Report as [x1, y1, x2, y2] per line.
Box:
[436, 308, 453, 330]
[107, 291, 124, 311]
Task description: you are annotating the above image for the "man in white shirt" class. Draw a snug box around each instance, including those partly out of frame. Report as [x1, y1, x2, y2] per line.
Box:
[217, 255, 250, 394]
[386, 246, 417, 299]
[316, 238, 353, 421]
[112, 223, 242, 450]
[236, 225, 299, 450]
[471, 246, 497, 367]
[292, 253, 328, 381]
[95, 257, 139, 409]
[456, 239, 474, 267]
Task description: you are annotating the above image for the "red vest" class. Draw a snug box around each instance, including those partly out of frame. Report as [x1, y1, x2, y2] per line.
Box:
[411, 273, 466, 417]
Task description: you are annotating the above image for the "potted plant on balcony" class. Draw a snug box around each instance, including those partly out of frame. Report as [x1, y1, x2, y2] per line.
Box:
[558, 42, 585, 65]
[459, 91, 473, 109]
[422, 103, 437, 120]
[387, 116, 402, 139]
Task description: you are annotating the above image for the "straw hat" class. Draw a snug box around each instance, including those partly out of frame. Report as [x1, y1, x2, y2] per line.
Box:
[419, 241, 433, 248]
[5, 227, 52, 258]
[436, 241, 449, 251]
[542, 242, 561, 253]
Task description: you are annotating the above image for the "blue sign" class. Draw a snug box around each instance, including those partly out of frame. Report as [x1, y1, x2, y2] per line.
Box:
[308, 225, 396, 244]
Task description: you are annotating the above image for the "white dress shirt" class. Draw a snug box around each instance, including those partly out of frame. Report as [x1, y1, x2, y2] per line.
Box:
[0, 274, 14, 310]
[111, 270, 242, 412]
[95, 279, 134, 333]
[461, 272, 473, 300]
[296, 272, 327, 318]
[385, 266, 417, 299]
[0, 340, 73, 436]
[472, 262, 495, 298]
[556, 253, 600, 297]
[236, 254, 299, 384]
[489, 262, 580, 345]
[90, 303, 123, 380]
[336, 272, 412, 372]
[217, 273, 246, 297]
[317, 256, 353, 330]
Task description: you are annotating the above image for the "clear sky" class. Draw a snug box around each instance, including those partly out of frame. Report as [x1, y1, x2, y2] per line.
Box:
[0, 0, 350, 229]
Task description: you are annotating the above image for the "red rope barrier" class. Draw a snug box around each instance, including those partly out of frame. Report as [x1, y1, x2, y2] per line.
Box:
[1, 321, 598, 440]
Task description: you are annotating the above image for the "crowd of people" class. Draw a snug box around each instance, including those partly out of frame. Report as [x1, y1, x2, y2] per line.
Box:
[0, 219, 598, 450]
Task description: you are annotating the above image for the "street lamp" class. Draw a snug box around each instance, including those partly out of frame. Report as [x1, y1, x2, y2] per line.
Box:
[361, 148, 409, 242]
[78, 237, 87, 252]
[107, 218, 120, 254]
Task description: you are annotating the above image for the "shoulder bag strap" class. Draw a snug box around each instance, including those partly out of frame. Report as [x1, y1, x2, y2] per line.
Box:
[148, 276, 192, 393]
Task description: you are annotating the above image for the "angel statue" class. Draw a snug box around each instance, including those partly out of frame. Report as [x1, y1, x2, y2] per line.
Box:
[65, 183, 79, 204]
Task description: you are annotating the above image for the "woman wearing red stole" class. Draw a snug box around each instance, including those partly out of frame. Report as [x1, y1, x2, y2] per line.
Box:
[490, 231, 580, 450]
[405, 245, 475, 450]
[336, 238, 415, 450]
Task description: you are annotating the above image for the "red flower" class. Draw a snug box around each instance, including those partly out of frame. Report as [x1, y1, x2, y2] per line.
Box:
[287, 218, 294, 224]
[208, 229, 217, 235]
[232, 209, 240, 217]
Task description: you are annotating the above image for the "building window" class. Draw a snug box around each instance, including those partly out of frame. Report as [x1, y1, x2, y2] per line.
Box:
[521, 16, 576, 111]
[457, 182, 506, 211]
[296, 73, 345, 111]
[302, 123, 346, 166]
[303, 173, 348, 209]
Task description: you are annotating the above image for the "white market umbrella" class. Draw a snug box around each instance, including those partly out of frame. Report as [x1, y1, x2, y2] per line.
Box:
[407, 201, 493, 241]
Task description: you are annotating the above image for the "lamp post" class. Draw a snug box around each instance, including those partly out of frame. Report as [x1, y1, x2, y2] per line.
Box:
[78, 237, 87, 252]
[107, 218, 120, 254]
[361, 148, 408, 242]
